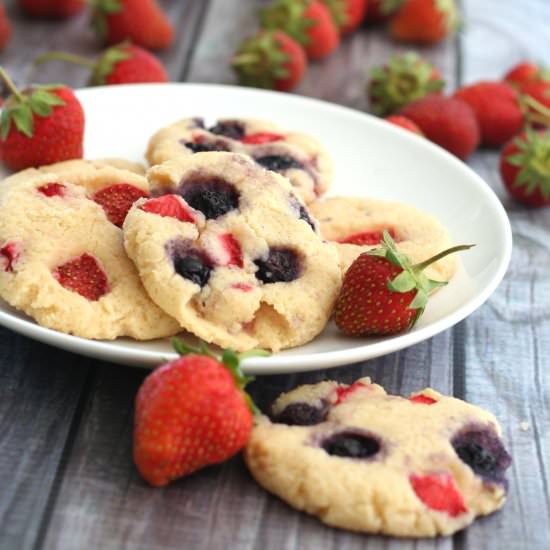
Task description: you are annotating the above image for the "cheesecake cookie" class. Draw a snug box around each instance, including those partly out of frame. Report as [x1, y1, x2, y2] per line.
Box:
[0, 170, 180, 340]
[145, 117, 332, 204]
[309, 196, 456, 280]
[245, 378, 511, 537]
[123, 152, 341, 351]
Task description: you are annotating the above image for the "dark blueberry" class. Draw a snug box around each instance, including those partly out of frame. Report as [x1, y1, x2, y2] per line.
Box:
[254, 247, 301, 284]
[255, 154, 304, 173]
[208, 120, 245, 140]
[182, 141, 230, 153]
[322, 431, 381, 459]
[451, 425, 512, 484]
[272, 401, 329, 426]
[167, 240, 212, 287]
[289, 195, 316, 231]
[178, 176, 239, 219]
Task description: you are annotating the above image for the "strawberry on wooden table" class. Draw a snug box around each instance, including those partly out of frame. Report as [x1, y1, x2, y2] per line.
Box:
[399, 95, 480, 160]
[19, 0, 85, 18]
[320, 0, 368, 34]
[334, 231, 473, 336]
[389, 0, 459, 45]
[90, 0, 174, 50]
[368, 52, 445, 116]
[34, 43, 168, 85]
[232, 31, 306, 91]
[260, 0, 340, 60]
[499, 129, 550, 208]
[0, 67, 84, 171]
[134, 340, 268, 487]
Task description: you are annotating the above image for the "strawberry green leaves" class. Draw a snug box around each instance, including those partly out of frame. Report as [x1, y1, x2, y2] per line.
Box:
[90, 0, 122, 38]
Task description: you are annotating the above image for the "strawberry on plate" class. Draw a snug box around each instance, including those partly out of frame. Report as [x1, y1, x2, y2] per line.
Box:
[134, 339, 267, 487]
[232, 31, 307, 91]
[334, 231, 473, 336]
[260, 0, 340, 60]
[34, 43, 169, 85]
[500, 129, 550, 207]
[90, 0, 174, 50]
[19, 0, 86, 18]
[0, 67, 85, 171]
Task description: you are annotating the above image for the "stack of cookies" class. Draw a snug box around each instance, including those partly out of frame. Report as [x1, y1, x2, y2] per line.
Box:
[0, 117, 456, 351]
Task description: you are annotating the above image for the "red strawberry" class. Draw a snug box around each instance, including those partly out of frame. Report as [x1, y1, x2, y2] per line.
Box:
[90, 0, 173, 50]
[519, 80, 550, 114]
[34, 43, 168, 86]
[260, 0, 340, 60]
[399, 95, 480, 160]
[0, 241, 22, 273]
[92, 184, 148, 226]
[241, 132, 285, 144]
[409, 473, 467, 517]
[504, 61, 547, 87]
[134, 340, 265, 487]
[140, 195, 196, 222]
[368, 52, 445, 116]
[321, 0, 368, 34]
[232, 31, 306, 92]
[409, 394, 437, 404]
[0, 3, 12, 50]
[385, 115, 424, 136]
[499, 129, 550, 208]
[217, 234, 244, 268]
[334, 231, 472, 336]
[53, 253, 110, 301]
[389, 0, 459, 45]
[337, 227, 400, 245]
[37, 182, 66, 197]
[0, 68, 84, 171]
[19, 0, 85, 18]
[453, 81, 550, 147]
[364, 0, 402, 22]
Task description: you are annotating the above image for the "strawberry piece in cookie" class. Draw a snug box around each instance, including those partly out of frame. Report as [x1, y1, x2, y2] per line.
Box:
[53, 253, 110, 301]
[409, 474, 468, 517]
[0, 241, 22, 272]
[92, 183, 148, 227]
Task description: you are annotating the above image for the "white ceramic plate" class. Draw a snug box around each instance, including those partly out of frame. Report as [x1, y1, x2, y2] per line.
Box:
[0, 84, 512, 374]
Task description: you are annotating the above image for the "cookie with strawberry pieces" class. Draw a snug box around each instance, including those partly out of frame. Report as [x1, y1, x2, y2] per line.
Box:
[146, 117, 333, 204]
[245, 377, 511, 536]
[0, 163, 180, 339]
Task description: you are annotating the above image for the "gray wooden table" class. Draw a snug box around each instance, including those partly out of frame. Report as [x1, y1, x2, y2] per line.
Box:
[1, 1, 549, 549]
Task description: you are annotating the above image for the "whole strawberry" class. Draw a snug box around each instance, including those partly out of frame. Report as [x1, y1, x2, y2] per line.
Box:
[321, 0, 368, 34]
[19, 0, 85, 18]
[260, 0, 340, 60]
[0, 3, 11, 50]
[35, 43, 168, 86]
[365, 0, 402, 23]
[232, 31, 306, 91]
[500, 129, 550, 208]
[90, 0, 173, 50]
[368, 52, 445, 116]
[389, 0, 459, 44]
[134, 340, 265, 487]
[0, 67, 84, 171]
[399, 95, 480, 160]
[385, 115, 424, 136]
[334, 231, 472, 336]
[504, 62, 549, 87]
[454, 81, 550, 147]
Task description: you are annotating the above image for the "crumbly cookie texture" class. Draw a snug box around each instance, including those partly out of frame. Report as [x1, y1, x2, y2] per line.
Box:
[245, 378, 511, 538]
[0, 167, 180, 340]
[145, 117, 332, 204]
[309, 196, 456, 280]
[123, 151, 341, 352]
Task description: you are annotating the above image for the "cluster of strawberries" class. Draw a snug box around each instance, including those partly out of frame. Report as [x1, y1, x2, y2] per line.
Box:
[0, 0, 174, 171]
[232, 0, 459, 92]
[369, 53, 550, 208]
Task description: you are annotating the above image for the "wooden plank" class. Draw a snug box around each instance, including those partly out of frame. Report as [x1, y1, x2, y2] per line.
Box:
[456, 1, 550, 548]
[0, 327, 93, 550]
[1, 0, 209, 86]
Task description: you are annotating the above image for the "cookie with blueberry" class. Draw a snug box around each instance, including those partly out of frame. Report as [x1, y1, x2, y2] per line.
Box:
[145, 117, 332, 204]
[123, 151, 341, 352]
[309, 196, 456, 280]
[245, 378, 511, 537]
[0, 165, 180, 339]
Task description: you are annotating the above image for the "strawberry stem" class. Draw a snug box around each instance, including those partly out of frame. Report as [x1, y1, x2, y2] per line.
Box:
[521, 94, 550, 126]
[0, 66, 25, 102]
[33, 51, 96, 69]
[413, 244, 475, 271]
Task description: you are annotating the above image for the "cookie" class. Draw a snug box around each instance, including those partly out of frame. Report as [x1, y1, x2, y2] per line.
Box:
[123, 151, 341, 352]
[145, 117, 332, 204]
[309, 196, 456, 280]
[0, 167, 180, 340]
[245, 378, 511, 537]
